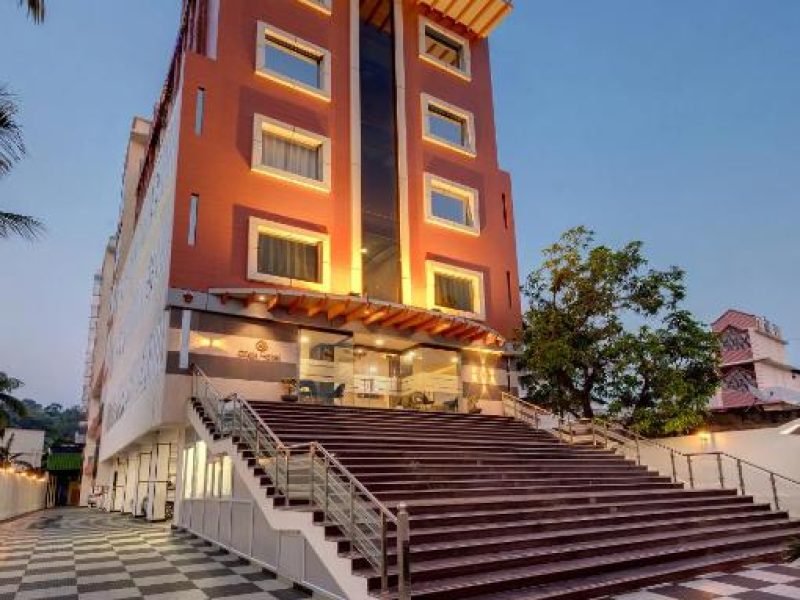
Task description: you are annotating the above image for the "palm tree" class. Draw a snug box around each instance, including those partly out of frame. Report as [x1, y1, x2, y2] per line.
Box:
[17, 0, 45, 23]
[0, 1, 46, 239]
[0, 372, 28, 430]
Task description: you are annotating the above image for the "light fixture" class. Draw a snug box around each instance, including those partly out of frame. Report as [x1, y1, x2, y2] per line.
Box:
[375, 339, 385, 347]
[361, 247, 369, 254]
[300, 336, 310, 344]
[257, 295, 267, 302]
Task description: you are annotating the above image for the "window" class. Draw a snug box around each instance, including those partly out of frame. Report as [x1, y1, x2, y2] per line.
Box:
[426, 261, 486, 320]
[188, 194, 198, 246]
[252, 114, 331, 191]
[297, 0, 331, 14]
[256, 23, 331, 100]
[194, 88, 205, 135]
[422, 94, 476, 156]
[424, 174, 479, 234]
[419, 19, 470, 79]
[248, 217, 331, 292]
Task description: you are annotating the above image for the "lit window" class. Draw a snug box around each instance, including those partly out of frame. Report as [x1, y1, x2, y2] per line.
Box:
[247, 217, 331, 292]
[256, 23, 331, 100]
[422, 95, 476, 156]
[426, 261, 485, 320]
[419, 19, 470, 79]
[425, 174, 479, 234]
[252, 114, 331, 191]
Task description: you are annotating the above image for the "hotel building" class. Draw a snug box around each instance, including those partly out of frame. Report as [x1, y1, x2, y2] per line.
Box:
[80, 0, 518, 525]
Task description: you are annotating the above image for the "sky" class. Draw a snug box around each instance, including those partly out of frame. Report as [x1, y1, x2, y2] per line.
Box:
[0, 1, 798, 407]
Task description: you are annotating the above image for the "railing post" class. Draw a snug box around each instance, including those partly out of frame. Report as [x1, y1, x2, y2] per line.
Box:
[308, 445, 315, 506]
[380, 512, 388, 596]
[284, 451, 291, 502]
[323, 455, 330, 520]
[670, 450, 677, 483]
[687, 455, 695, 489]
[348, 480, 355, 539]
[716, 453, 725, 488]
[770, 472, 780, 511]
[634, 436, 641, 466]
[396, 503, 410, 600]
[737, 459, 746, 495]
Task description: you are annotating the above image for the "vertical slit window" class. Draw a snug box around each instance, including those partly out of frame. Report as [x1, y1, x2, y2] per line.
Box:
[188, 194, 199, 246]
[194, 88, 205, 135]
[506, 270, 513, 308]
[501, 193, 509, 229]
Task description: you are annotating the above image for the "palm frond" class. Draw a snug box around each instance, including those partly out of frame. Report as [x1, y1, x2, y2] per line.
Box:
[18, 0, 45, 23]
[0, 211, 45, 240]
[0, 392, 28, 418]
[0, 86, 25, 177]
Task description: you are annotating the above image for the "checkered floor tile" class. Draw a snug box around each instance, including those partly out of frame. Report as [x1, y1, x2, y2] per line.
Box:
[0, 508, 314, 599]
[615, 562, 800, 599]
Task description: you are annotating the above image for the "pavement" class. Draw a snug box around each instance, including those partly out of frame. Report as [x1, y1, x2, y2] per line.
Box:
[0, 508, 313, 600]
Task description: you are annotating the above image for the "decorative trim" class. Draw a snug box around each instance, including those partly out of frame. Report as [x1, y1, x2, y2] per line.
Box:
[349, 0, 363, 295]
[251, 114, 331, 192]
[255, 22, 331, 102]
[421, 93, 477, 157]
[418, 17, 472, 81]
[424, 173, 480, 235]
[426, 260, 486, 321]
[395, 0, 413, 306]
[247, 217, 331, 292]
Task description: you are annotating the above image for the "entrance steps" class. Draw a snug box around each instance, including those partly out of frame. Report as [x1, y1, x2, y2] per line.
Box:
[190, 399, 800, 599]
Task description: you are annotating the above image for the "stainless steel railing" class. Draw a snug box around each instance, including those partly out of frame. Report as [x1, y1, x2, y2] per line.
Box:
[501, 392, 800, 517]
[191, 366, 410, 598]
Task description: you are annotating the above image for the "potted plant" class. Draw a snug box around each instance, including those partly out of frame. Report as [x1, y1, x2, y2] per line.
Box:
[280, 378, 299, 403]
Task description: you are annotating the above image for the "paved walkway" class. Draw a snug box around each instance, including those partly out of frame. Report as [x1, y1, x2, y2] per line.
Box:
[615, 562, 800, 600]
[0, 508, 312, 600]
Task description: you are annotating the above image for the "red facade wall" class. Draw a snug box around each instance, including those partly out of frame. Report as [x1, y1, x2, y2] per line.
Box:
[169, 0, 522, 340]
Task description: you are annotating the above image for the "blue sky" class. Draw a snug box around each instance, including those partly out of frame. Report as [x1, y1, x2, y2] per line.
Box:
[0, 1, 798, 407]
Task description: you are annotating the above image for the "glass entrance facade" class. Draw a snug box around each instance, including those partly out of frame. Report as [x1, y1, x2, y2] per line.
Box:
[297, 329, 463, 411]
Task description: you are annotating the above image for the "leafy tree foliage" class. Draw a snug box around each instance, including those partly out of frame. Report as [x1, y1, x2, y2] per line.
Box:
[9, 399, 82, 448]
[519, 227, 720, 435]
[0, 372, 28, 429]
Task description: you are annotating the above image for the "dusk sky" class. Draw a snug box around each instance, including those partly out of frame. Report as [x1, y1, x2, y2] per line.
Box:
[1, 1, 798, 407]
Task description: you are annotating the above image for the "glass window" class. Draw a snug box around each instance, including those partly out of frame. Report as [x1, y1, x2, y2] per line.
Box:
[431, 188, 474, 228]
[265, 35, 323, 90]
[427, 105, 466, 147]
[262, 131, 322, 181]
[257, 233, 321, 283]
[424, 26, 464, 71]
[434, 273, 475, 313]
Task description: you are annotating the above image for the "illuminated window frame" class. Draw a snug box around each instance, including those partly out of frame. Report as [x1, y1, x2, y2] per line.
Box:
[247, 216, 331, 293]
[424, 173, 480, 235]
[297, 0, 331, 15]
[251, 114, 332, 192]
[418, 18, 471, 81]
[421, 94, 476, 157]
[256, 22, 331, 101]
[426, 260, 486, 321]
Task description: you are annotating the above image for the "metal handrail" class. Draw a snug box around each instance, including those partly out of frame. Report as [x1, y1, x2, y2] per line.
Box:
[501, 392, 800, 515]
[191, 365, 410, 598]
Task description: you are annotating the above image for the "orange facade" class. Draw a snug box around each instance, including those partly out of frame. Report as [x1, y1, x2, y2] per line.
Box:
[169, 0, 521, 340]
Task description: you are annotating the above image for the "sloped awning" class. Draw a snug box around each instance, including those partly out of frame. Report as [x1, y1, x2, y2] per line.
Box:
[415, 0, 513, 38]
[208, 288, 505, 348]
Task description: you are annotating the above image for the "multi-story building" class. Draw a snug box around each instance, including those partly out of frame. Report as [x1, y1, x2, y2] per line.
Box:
[712, 309, 800, 412]
[81, 0, 519, 522]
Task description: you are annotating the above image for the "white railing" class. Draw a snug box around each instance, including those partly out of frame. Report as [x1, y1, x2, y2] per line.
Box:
[192, 366, 410, 599]
[501, 393, 800, 517]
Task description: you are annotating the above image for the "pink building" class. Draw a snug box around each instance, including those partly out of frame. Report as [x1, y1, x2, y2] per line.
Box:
[712, 309, 800, 411]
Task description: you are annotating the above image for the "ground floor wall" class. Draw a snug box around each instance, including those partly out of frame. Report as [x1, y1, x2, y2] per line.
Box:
[0, 470, 46, 522]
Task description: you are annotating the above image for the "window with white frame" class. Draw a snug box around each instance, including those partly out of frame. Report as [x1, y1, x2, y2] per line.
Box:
[426, 261, 485, 320]
[419, 19, 470, 79]
[421, 94, 476, 156]
[252, 114, 331, 191]
[297, 0, 331, 14]
[247, 217, 331, 291]
[425, 174, 479, 234]
[256, 22, 331, 100]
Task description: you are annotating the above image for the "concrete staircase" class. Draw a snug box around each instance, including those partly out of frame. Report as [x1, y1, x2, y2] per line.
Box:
[191, 399, 800, 599]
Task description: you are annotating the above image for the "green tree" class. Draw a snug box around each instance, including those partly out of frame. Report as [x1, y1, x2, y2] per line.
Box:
[519, 227, 719, 434]
[0, 1, 46, 240]
[0, 372, 28, 429]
